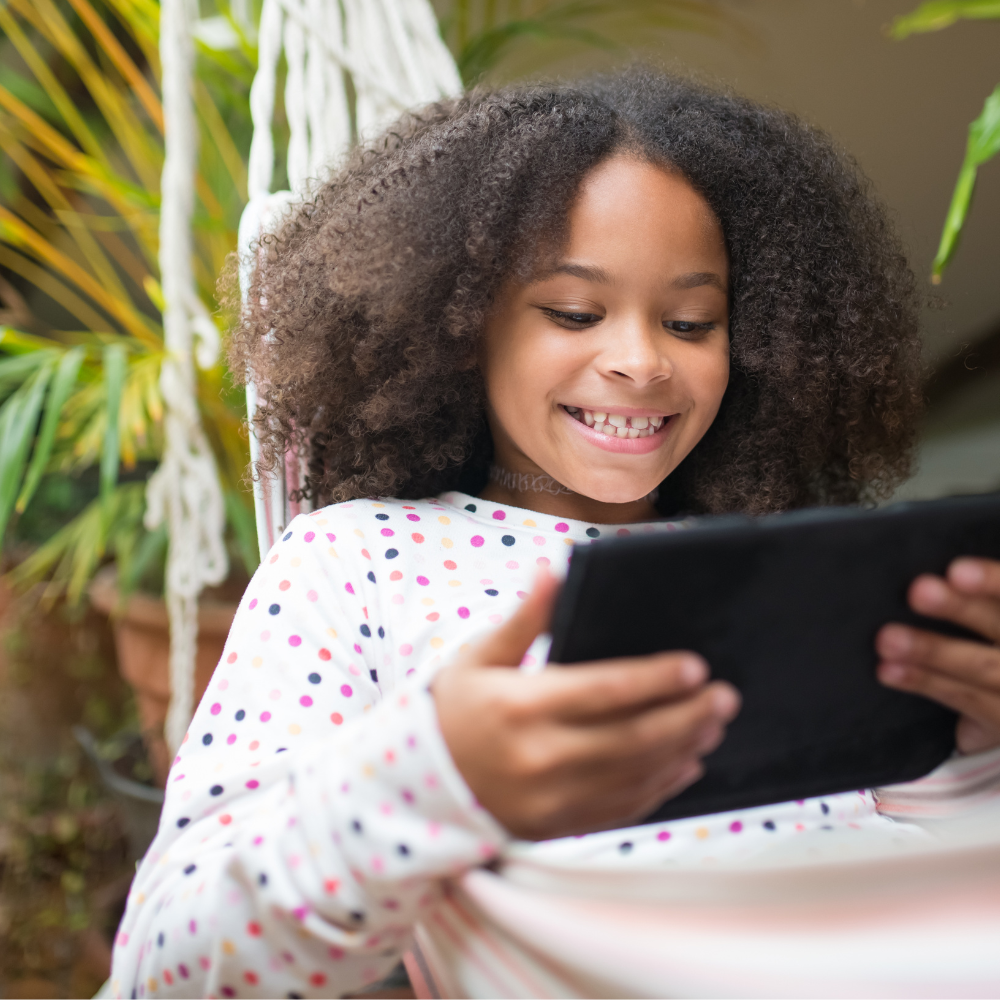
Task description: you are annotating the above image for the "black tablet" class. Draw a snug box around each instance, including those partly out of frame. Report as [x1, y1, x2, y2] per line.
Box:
[549, 491, 1000, 822]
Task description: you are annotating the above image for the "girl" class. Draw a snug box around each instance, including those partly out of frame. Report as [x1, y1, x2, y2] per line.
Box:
[111, 70, 1000, 998]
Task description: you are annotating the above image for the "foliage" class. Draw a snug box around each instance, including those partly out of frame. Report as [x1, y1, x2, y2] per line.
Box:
[890, 1, 1000, 280]
[0, 0, 258, 603]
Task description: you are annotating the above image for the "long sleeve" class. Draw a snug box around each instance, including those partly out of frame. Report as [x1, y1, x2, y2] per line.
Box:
[109, 509, 507, 1000]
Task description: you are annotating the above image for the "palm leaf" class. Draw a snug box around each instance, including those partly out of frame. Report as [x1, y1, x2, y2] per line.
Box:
[889, 0, 1000, 37]
[100, 342, 126, 505]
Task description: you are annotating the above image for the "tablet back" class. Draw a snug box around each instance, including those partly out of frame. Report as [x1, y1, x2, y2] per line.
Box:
[549, 492, 1000, 821]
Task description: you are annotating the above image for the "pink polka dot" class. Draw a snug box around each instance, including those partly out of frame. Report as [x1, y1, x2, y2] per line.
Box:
[492, 510, 506, 520]
[536, 556, 550, 566]
[289, 635, 302, 647]
[399, 644, 413, 656]
[555, 522, 569, 533]
[304, 531, 315, 542]
[457, 607, 470, 619]
[260, 630, 271, 641]
[248, 598, 258, 610]
[226, 652, 237, 663]
[381, 527, 394, 537]
[361, 548, 371, 559]
[211, 703, 221, 715]
[300, 695, 313, 707]
[480, 578, 493, 585]
[260, 711, 271, 722]
[416, 575, 429, 586]
[390, 570, 403, 580]
[227, 734, 236, 745]
[470, 535, 484, 547]
[516, 590, 528, 599]
[617, 527, 631, 537]
[506, 560, 518, 570]
[411, 532, 424, 543]
[729, 820, 743, 833]
[246, 779, 259, 789]
[340, 685, 353, 697]
[326, 532, 336, 542]
[406, 513, 420, 521]
[426, 612, 439, 621]
[307, 589, 318, 602]
[318, 648, 331, 660]
[657, 830, 671, 841]
[345, 582, 355, 595]
[444, 560, 457, 570]
[533, 535, 545, 546]
[354, 643, 363, 654]
[279, 579, 291, 591]
[269, 689, 281, 700]
[391, 594, 404, 604]
[331, 712, 344, 724]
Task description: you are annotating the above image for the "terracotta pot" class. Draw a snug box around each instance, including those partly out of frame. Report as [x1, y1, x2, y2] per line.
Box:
[89, 566, 238, 786]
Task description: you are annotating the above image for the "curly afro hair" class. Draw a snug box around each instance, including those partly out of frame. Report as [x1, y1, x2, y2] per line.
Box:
[227, 69, 923, 516]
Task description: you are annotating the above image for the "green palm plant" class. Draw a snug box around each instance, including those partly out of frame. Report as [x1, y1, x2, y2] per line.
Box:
[890, 1, 1000, 281]
[0, 0, 259, 605]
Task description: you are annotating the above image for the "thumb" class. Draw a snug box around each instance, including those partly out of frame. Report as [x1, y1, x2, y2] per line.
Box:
[461, 567, 560, 668]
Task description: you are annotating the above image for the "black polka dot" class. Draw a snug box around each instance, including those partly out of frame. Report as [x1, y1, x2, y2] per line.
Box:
[385, 548, 398, 559]
[763, 820, 776, 831]
[370, 669, 379, 683]
[375, 513, 389, 520]
[821, 824, 834, 831]
[210, 784, 223, 796]
[367, 571, 376, 583]
[235, 709, 245, 721]
[820, 802, 830, 815]
[618, 841, 633, 854]
[351, 819, 363, 833]
[464, 503, 477, 512]
[350, 911, 365, 923]
[397, 843, 410, 857]
[282, 531, 292, 541]
[202, 733, 213, 745]
[308, 672, 321, 684]
[501, 535, 515, 546]
[258, 873, 268, 886]
[288, 993, 303, 999]
[269, 603, 280, 615]
[157, 932, 164, 947]
[184, 863, 197, 874]
[377, 626, 385, 638]
[360, 624, 371, 637]
[276, 747, 287, 753]
[586, 527, 600, 538]
[485, 589, 498, 596]
[177, 817, 189, 828]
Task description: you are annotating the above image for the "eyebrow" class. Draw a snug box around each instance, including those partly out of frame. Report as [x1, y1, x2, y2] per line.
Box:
[671, 271, 727, 292]
[541, 263, 726, 292]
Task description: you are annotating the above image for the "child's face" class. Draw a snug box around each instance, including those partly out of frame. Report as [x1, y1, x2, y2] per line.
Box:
[481, 155, 730, 507]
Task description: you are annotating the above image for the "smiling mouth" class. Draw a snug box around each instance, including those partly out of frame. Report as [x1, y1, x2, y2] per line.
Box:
[563, 406, 669, 439]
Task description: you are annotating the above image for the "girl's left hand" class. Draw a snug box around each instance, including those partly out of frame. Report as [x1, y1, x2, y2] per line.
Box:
[877, 557, 1000, 755]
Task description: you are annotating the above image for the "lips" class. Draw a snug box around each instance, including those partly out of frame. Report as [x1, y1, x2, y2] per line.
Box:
[561, 405, 675, 454]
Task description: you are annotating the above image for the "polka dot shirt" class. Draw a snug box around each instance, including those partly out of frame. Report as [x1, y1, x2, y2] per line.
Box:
[109, 492, 909, 998]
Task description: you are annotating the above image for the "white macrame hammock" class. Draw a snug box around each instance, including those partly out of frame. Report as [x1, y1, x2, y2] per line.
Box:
[153, 0, 460, 753]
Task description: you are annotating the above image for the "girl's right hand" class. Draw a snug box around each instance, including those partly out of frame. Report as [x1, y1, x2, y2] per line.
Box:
[432, 570, 741, 841]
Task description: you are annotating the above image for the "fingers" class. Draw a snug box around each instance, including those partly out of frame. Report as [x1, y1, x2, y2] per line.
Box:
[907, 569, 1000, 644]
[461, 567, 560, 668]
[877, 624, 1000, 688]
[948, 558, 1000, 599]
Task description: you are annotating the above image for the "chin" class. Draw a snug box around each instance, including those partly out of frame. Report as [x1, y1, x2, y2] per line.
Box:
[569, 475, 660, 505]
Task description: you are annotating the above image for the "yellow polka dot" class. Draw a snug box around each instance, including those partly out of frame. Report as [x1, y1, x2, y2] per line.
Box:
[148, 977, 159, 992]
[328, 546, 338, 557]
[438, 516, 450, 525]
[288, 723, 302, 735]
[317, 519, 328, 526]
[136, 892, 146, 904]
[362, 763, 375, 777]
[564, 538, 574, 545]
[363, 704, 372, 712]
[442, 537, 453, 549]
[459, 643, 471, 653]
[523, 519, 536, 527]
[421, 597, 434, 605]
[430, 637, 444, 649]
[222, 939, 236, 955]
[327, 627, 338, 638]
[252, 656, 263, 668]
[372, 502, 385, 508]
[290, 556, 302, 566]
[448, 579, 461, 587]
[695, 827, 710, 840]
[354, 528, 364, 537]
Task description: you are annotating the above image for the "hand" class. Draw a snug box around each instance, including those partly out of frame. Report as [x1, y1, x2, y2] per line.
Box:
[432, 569, 741, 840]
[877, 557, 1000, 754]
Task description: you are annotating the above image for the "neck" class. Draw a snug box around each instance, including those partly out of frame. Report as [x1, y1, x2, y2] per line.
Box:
[479, 463, 659, 525]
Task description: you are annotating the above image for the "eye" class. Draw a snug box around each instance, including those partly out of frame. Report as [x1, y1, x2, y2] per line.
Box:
[542, 308, 602, 328]
[664, 320, 715, 337]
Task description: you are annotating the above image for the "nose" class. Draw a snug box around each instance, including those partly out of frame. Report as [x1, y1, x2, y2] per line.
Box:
[600, 318, 672, 388]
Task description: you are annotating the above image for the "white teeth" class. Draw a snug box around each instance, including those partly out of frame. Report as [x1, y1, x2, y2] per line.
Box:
[608, 414, 626, 428]
[567, 407, 669, 436]
[650, 415, 663, 429]
[583, 411, 595, 426]
[616, 425, 629, 437]
[628, 427, 639, 438]
[601, 423, 616, 436]
[593, 411, 607, 423]
[631, 416, 648, 430]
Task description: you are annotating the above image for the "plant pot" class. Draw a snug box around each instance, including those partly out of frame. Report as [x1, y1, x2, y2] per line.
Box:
[88, 566, 238, 787]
